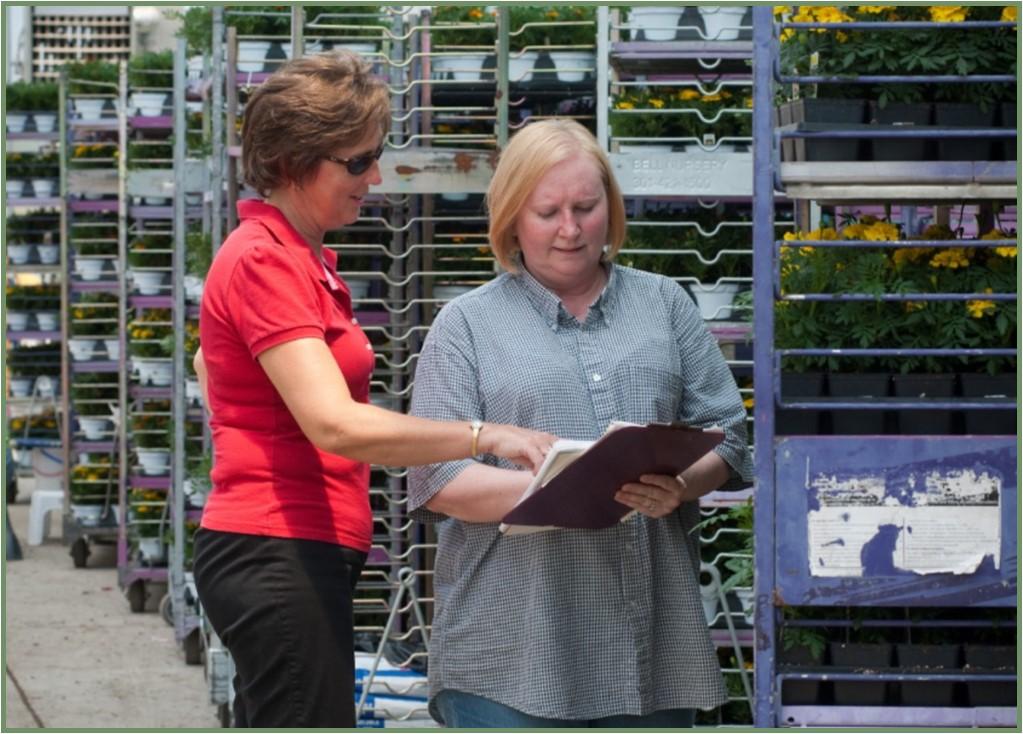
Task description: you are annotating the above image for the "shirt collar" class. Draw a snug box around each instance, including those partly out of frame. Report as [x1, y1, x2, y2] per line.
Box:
[236, 199, 338, 271]
[512, 255, 619, 330]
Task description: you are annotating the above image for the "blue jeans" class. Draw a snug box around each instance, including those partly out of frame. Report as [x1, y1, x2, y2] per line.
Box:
[434, 690, 696, 728]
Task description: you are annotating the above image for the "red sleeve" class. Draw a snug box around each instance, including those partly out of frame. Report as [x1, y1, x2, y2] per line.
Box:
[225, 242, 325, 357]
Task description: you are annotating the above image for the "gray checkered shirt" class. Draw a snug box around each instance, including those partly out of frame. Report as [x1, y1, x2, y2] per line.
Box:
[409, 263, 753, 721]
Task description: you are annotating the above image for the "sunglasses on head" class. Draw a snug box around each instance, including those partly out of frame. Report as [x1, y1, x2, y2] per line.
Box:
[324, 143, 385, 176]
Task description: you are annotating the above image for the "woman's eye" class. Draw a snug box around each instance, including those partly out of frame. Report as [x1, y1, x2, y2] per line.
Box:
[575, 205, 595, 213]
[538, 210, 556, 219]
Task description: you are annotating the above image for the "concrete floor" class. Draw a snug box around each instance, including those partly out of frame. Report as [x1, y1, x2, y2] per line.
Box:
[4, 480, 217, 729]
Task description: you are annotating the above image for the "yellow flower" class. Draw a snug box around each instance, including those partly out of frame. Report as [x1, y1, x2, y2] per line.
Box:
[814, 6, 853, 24]
[862, 221, 900, 242]
[858, 5, 896, 13]
[892, 247, 934, 267]
[773, 6, 790, 17]
[615, 101, 635, 110]
[649, 98, 665, 109]
[743, 396, 754, 409]
[904, 301, 926, 312]
[467, 7, 484, 20]
[929, 248, 970, 269]
[929, 6, 968, 23]
[994, 246, 1018, 258]
[806, 227, 840, 240]
[678, 89, 702, 101]
[1001, 6, 1017, 22]
[545, 9, 559, 20]
[966, 299, 996, 318]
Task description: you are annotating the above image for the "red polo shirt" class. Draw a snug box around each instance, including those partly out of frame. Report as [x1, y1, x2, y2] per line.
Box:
[198, 200, 375, 551]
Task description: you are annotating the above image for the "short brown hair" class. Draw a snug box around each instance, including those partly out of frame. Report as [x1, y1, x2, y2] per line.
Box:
[486, 119, 627, 273]
[242, 51, 390, 194]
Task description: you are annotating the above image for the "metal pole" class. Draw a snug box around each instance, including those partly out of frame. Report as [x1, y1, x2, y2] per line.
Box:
[211, 6, 225, 254]
[170, 37, 189, 646]
[496, 7, 508, 148]
[595, 6, 609, 149]
[116, 60, 130, 575]
[751, 6, 778, 728]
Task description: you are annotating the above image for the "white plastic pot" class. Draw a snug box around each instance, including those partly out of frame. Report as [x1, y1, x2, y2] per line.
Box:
[7, 113, 28, 133]
[689, 282, 740, 320]
[7, 311, 30, 331]
[37, 244, 59, 264]
[137, 537, 167, 563]
[432, 53, 489, 81]
[31, 179, 56, 198]
[549, 51, 595, 83]
[34, 311, 59, 331]
[130, 92, 167, 117]
[74, 257, 106, 281]
[103, 339, 121, 361]
[68, 338, 99, 362]
[6, 179, 26, 198]
[70, 503, 104, 526]
[136, 448, 171, 476]
[78, 417, 111, 441]
[34, 375, 56, 398]
[8, 244, 32, 265]
[33, 113, 57, 133]
[698, 6, 747, 42]
[185, 378, 203, 407]
[184, 275, 204, 303]
[10, 376, 34, 398]
[236, 40, 272, 73]
[133, 358, 173, 387]
[131, 270, 165, 295]
[509, 51, 539, 82]
[628, 7, 685, 41]
[73, 98, 107, 121]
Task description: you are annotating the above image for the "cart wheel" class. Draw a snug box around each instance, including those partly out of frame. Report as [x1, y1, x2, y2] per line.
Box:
[217, 702, 232, 728]
[184, 628, 202, 665]
[127, 581, 146, 613]
[159, 593, 174, 627]
[70, 538, 89, 568]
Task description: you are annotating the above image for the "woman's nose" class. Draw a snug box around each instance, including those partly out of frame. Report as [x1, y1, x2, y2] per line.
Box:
[558, 212, 581, 237]
[367, 158, 383, 186]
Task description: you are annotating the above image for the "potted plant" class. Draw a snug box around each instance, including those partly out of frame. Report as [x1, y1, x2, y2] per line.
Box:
[6, 81, 59, 133]
[129, 487, 168, 563]
[611, 86, 683, 150]
[128, 51, 172, 119]
[778, 617, 829, 705]
[69, 457, 118, 525]
[66, 60, 118, 121]
[130, 310, 174, 386]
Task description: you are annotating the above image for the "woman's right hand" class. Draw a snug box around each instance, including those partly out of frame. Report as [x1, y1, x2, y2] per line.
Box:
[476, 423, 556, 474]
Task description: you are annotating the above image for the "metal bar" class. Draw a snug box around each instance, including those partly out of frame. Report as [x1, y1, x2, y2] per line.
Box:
[595, 6, 609, 149]
[779, 74, 1014, 84]
[782, 129, 1015, 139]
[751, 7, 777, 729]
[171, 37, 189, 647]
[777, 239, 1016, 248]
[781, 293, 1016, 302]
[116, 60, 130, 574]
[495, 6, 509, 148]
[211, 6, 225, 254]
[780, 20, 1016, 30]
[782, 349, 1017, 357]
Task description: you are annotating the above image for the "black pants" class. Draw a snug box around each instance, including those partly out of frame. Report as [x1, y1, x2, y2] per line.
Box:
[193, 529, 366, 728]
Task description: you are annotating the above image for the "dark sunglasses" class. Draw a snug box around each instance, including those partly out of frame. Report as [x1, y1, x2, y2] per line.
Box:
[324, 144, 385, 176]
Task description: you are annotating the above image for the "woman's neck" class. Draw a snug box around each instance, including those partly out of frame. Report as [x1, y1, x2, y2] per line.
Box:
[529, 262, 608, 321]
[265, 188, 325, 257]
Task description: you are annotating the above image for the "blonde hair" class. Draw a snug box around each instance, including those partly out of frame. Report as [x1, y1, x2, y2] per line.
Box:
[486, 119, 627, 273]
[242, 51, 390, 195]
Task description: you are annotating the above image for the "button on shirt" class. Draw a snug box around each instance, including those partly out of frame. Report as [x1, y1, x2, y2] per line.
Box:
[409, 263, 753, 720]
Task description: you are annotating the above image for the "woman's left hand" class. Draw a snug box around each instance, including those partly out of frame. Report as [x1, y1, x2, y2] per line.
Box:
[614, 474, 690, 518]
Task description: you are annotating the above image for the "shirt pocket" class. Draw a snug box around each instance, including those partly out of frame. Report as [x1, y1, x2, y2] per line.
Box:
[620, 363, 685, 424]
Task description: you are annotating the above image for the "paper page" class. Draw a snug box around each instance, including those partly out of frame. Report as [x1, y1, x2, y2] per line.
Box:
[499, 439, 591, 535]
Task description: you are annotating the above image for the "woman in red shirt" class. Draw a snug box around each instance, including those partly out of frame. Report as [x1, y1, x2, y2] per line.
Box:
[192, 52, 551, 728]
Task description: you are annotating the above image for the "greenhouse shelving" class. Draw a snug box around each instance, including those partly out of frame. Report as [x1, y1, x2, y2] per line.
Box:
[750, 7, 1017, 728]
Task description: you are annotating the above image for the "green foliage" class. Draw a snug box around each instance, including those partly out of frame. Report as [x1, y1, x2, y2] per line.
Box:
[776, 217, 1018, 374]
[694, 498, 753, 593]
[620, 205, 752, 282]
[185, 230, 213, 276]
[430, 5, 495, 47]
[170, 6, 212, 55]
[66, 60, 118, 95]
[6, 81, 59, 111]
[128, 50, 173, 89]
[611, 85, 751, 145]
[778, 5, 1016, 108]
[127, 140, 172, 170]
[225, 4, 292, 37]
[305, 4, 388, 39]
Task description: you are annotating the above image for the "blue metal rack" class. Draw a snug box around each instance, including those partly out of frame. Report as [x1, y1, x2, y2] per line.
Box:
[751, 7, 1017, 728]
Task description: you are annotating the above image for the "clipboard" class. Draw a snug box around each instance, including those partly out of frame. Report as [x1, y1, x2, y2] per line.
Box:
[500, 422, 724, 534]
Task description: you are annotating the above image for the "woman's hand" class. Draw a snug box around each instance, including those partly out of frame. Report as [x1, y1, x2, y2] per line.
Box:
[614, 474, 691, 519]
[476, 423, 556, 474]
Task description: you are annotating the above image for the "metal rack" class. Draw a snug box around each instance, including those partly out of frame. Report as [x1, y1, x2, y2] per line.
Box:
[5, 119, 64, 508]
[59, 64, 126, 569]
[751, 7, 1017, 727]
